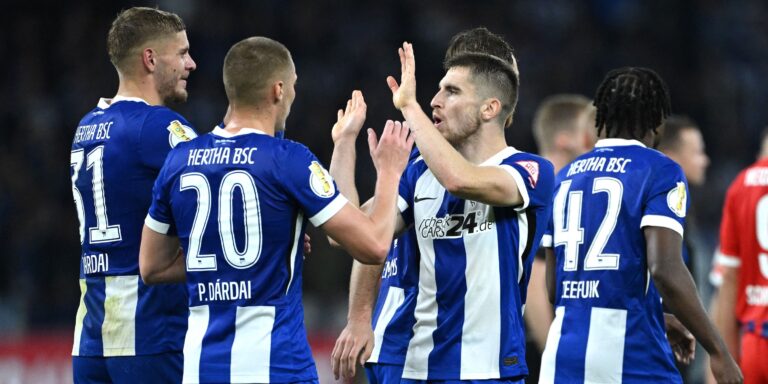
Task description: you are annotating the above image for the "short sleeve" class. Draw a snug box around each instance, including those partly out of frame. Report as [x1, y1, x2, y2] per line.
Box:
[145, 153, 177, 236]
[139, 109, 198, 170]
[541, 211, 554, 248]
[497, 156, 555, 212]
[639, 162, 688, 237]
[277, 144, 348, 227]
[397, 162, 419, 227]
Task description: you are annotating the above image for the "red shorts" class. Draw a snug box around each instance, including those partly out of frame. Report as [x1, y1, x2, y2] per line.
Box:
[740, 332, 768, 383]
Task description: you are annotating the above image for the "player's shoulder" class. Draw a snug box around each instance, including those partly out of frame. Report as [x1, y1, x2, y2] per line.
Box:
[504, 150, 554, 171]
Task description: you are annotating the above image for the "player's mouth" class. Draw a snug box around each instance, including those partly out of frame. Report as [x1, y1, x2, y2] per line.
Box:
[433, 115, 443, 128]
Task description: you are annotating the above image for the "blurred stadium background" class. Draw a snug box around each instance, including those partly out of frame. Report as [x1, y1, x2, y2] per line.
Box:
[1, 0, 768, 382]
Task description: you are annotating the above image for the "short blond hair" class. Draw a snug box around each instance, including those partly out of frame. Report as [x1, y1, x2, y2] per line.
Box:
[223, 37, 293, 105]
[533, 94, 592, 153]
[107, 7, 186, 72]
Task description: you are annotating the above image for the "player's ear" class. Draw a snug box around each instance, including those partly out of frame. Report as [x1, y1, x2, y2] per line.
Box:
[142, 48, 157, 73]
[273, 81, 284, 103]
[480, 98, 502, 122]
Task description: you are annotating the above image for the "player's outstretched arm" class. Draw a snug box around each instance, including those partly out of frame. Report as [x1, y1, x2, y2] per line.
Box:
[645, 227, 743, 384]
[328, 91, 367, 247]
[139, 225, 186, 284]
[331, 260, 381, 380]
[386, 42, 523, 207]
[712, 265, 741, 361]
[322, 120, 413, 264]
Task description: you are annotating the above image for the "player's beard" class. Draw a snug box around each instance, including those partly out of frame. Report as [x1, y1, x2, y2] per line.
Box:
[157, 70, 188, 106]
[441, 112, 482, 146]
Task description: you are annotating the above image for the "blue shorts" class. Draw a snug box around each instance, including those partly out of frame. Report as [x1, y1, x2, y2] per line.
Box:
[366, 363, 405, 384]
[366, 363, 524, 384]
[72, 352, 182, 384]
[401, 377, 525, 384]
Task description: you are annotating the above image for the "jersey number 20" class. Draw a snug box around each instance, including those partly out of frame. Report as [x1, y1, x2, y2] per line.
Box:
[181, 171, 262, 271]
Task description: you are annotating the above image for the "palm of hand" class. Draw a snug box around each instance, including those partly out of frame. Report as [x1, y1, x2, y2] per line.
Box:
[332, 91, 367, 142]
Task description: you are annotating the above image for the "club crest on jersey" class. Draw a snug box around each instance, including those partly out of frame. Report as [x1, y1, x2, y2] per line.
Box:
[167, 120, 197, 148]
[308, 161, 335, 198]
[516, 160, 539, 187]
[666, 181, 687, 217]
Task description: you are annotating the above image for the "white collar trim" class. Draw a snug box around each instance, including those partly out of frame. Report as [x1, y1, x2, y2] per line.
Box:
[595, 138, 646, 148]
[481, 146, 520, 166]
[97, 95, 149, 109]
[211, 126, 268, 137]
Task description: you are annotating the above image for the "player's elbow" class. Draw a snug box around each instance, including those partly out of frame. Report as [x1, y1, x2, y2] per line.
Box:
[354, 242, 388, 265]
[441, 174, 469, 196]
[327, 236, 342, 248]
[139, 253, 166, 285]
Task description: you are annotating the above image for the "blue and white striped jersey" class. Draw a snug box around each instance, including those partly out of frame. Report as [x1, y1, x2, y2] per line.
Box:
[540, 139, 688, 384]
[147, 127, 347, 383]
[368, 226, 419, 366]
[368, 149, 421, 366]
[70, 96, 197, 357]
[397, 147, 554, 380]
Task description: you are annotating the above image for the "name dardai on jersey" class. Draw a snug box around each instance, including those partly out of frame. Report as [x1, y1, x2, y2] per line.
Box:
[147, 127, 348, 383]
[70, 97, 197, 358]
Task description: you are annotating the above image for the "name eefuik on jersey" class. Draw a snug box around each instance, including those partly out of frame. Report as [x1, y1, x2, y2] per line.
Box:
[540, 139, 688, 384]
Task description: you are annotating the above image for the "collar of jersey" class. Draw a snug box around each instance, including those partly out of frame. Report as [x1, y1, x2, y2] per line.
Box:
[480, 146, 520, 166]
[211, 126, 268, 137]
[97, 95, 149, 109]
[595, 138, 646, 148]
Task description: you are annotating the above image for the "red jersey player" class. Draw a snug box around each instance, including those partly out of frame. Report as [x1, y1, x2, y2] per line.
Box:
[712, 130, 768, 383]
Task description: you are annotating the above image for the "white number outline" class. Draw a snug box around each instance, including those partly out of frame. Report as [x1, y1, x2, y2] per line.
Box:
[70, 146, 122, 244]
[554, 177, 623, 271]
[218, 171, 262, 269]
[181, 171, 264, 272]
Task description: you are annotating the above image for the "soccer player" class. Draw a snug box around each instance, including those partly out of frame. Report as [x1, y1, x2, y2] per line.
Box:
[711, 128, 768, 383]
[328, 91, 421, 383]
[69, 7, 197, 383]
[539, 67, 742, 383]
[138, 36, 413, 383]
[386, 29, 554, 381]
[528, 94, 596, 351]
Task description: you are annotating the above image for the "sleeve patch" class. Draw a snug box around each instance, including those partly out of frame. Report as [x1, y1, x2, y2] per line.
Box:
[515, 160, 539, 188]
[308, 161, 336, 198]
[167, 120, 197, 148]
[666, 181, 687, 218]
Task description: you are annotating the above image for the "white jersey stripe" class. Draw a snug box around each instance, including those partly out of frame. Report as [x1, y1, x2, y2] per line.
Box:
[231, 306, 275, 383]
[369, 287, 406, 363]
[102, 275, 138, 356]
[403, 171, 443, 380]
[308, 195, 348, 226]
[72, 279, 88, 356]
[539, 306, 565, 384]
[584, 307, 627, 383]
[285, 213, 304, 295]
[183, 305, 209, 384]
[461, 202, 501, 379]
[517, 212, 528, 284]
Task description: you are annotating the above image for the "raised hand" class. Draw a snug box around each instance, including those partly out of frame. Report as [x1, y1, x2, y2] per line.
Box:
[386, 42, 417, 111]
[332, 90, 367, 143]
[368, 120, 415, 176]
